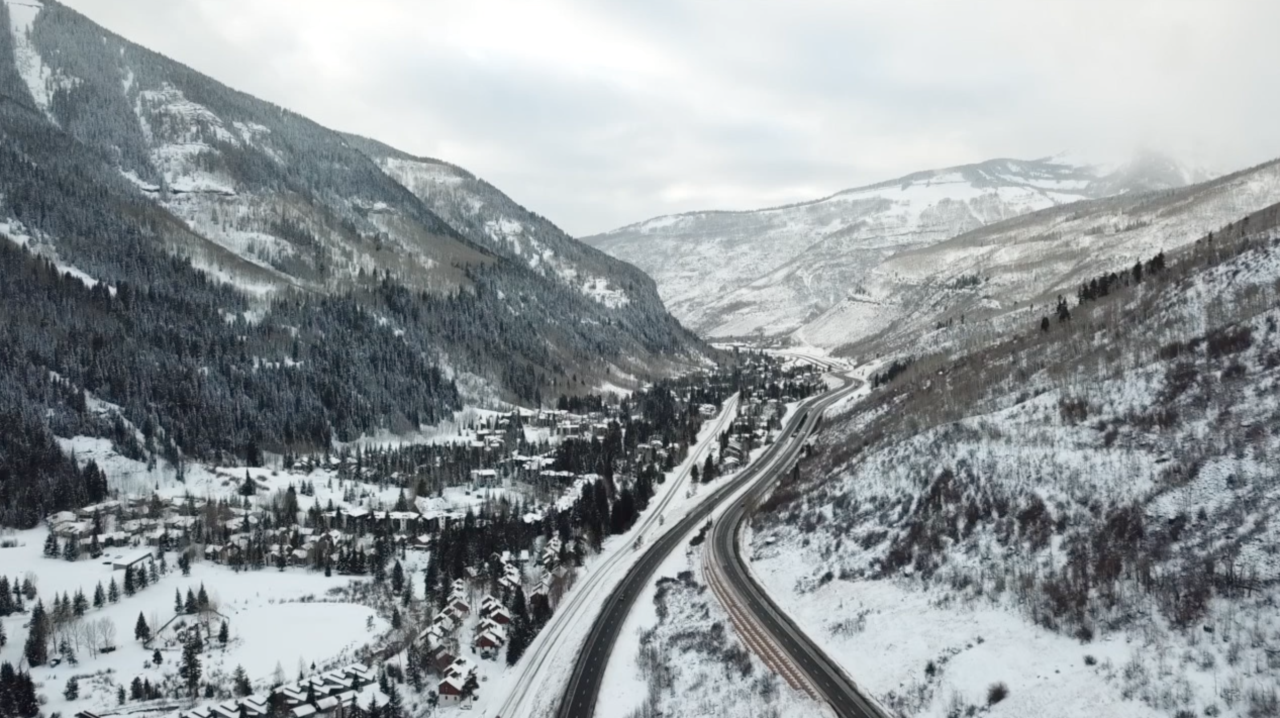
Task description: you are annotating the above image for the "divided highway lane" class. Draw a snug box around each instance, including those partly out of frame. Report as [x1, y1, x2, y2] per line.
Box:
[556, 375, 864, 718]
[708, 416, 891, 718]
[493, 394, 742, 718]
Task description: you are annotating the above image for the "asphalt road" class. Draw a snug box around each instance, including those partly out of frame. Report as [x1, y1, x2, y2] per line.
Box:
[709, 409, 891, 718]
[556, 374, 873, 718]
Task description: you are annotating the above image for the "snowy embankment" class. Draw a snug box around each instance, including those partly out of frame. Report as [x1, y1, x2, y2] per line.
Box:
[485, 395, 742, 718]
[750, 548, 1162, 718]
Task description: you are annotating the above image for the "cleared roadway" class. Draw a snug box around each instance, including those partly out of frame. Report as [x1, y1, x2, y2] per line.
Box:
[555, 373, 880, 718]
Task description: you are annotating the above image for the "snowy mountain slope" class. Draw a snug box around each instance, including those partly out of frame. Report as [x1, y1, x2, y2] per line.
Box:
[585, 154, 1210, 343]
[0, 0, 712, 524]
[343, 134, 657, 312]
[4, 0, 488, 295]
[832, 158, 1280, 357]
[751, 206, 1280, 718]
[0, 0, 707, 398]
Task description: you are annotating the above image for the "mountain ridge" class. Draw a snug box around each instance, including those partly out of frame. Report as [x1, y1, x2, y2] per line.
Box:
[583, 152, 1261, 347]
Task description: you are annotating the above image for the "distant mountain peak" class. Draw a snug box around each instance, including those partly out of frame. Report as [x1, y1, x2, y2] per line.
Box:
[585, 150, 1255, 348]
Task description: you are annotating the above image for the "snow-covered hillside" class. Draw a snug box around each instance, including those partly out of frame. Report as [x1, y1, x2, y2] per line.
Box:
[749, 208, 1280, 718]
[343, 138, 651, 311]
[0, 0, 710, 474]
[585, 153, 1223, 346]
[831, 159, 1280, 357]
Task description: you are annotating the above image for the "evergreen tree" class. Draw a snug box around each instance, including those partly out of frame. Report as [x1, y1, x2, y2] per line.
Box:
[391, 560, 404, 594]
[63, 536, 80, 562]
[0, 577, 10, 616]
[406, 650, 422, 693]
[153, 648, 163, 665]
[108, 577, 120, 603]
[175, 588, 183, 614]
[4, 667, 40, 718]
[233, 665, 252, 697]
[23, 601, 48, 666]
[93, 582, 105, 609]
[134, 612, 150, 642]
[123, 566, 136, 596]
[384, 682, 403, 718]
[185, 589, 198, 614]
[73, 589, 87, 617]
[197, 584, 209, 611]
[218, 621, 229, 645]
[401, 575, 414, 607]
[180, 632, 202, 696]
[63, 676, 79, 700]
[43, 532, 58, 558]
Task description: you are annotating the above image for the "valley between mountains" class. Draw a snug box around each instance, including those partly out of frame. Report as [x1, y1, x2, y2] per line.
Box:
[2, 3, 1280, 718]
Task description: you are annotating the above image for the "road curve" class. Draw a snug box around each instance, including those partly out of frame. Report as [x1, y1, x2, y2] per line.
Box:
[707, 384, 892, 718]
[493, 394, 742, 718]
[555, 374, 870, 718]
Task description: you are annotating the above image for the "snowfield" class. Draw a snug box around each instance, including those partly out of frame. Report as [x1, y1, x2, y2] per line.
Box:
[751, 547, 1163, 718]
[0, 529, 387, 718]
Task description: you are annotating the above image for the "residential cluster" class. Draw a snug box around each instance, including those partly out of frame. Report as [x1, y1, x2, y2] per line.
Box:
[175, 664, 377, 718]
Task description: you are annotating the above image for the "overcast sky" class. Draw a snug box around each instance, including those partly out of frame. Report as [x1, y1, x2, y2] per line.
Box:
[62, 0, 1280, 236]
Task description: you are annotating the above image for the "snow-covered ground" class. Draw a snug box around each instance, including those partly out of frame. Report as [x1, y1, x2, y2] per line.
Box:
[57, 433, 516, 522]
[597, 535, 818, 718]
[750, 549, 1162, 718]
[0, 530, 387, 718]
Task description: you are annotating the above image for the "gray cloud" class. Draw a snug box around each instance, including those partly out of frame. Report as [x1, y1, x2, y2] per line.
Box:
[61, 0, 1280, 235]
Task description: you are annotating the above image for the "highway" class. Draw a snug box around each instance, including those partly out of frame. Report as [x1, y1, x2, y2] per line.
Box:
[492, 394, 742, 718]
[556, 370, 880, 718]
[705, 385, 891, 718]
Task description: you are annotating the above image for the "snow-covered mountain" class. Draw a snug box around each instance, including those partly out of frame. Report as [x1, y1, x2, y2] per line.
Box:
[749, 200, 1280, 718]
[343, 135, 645, 311]
[585, 154, 1218, 345]
[0, 0, 704, 397]
[0, 0, 709, 521]
[834, 158, 1280, 357]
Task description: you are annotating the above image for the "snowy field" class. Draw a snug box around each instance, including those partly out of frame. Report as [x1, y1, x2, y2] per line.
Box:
[751, 549, 1163, 718]
[0, 530, 387, 718]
